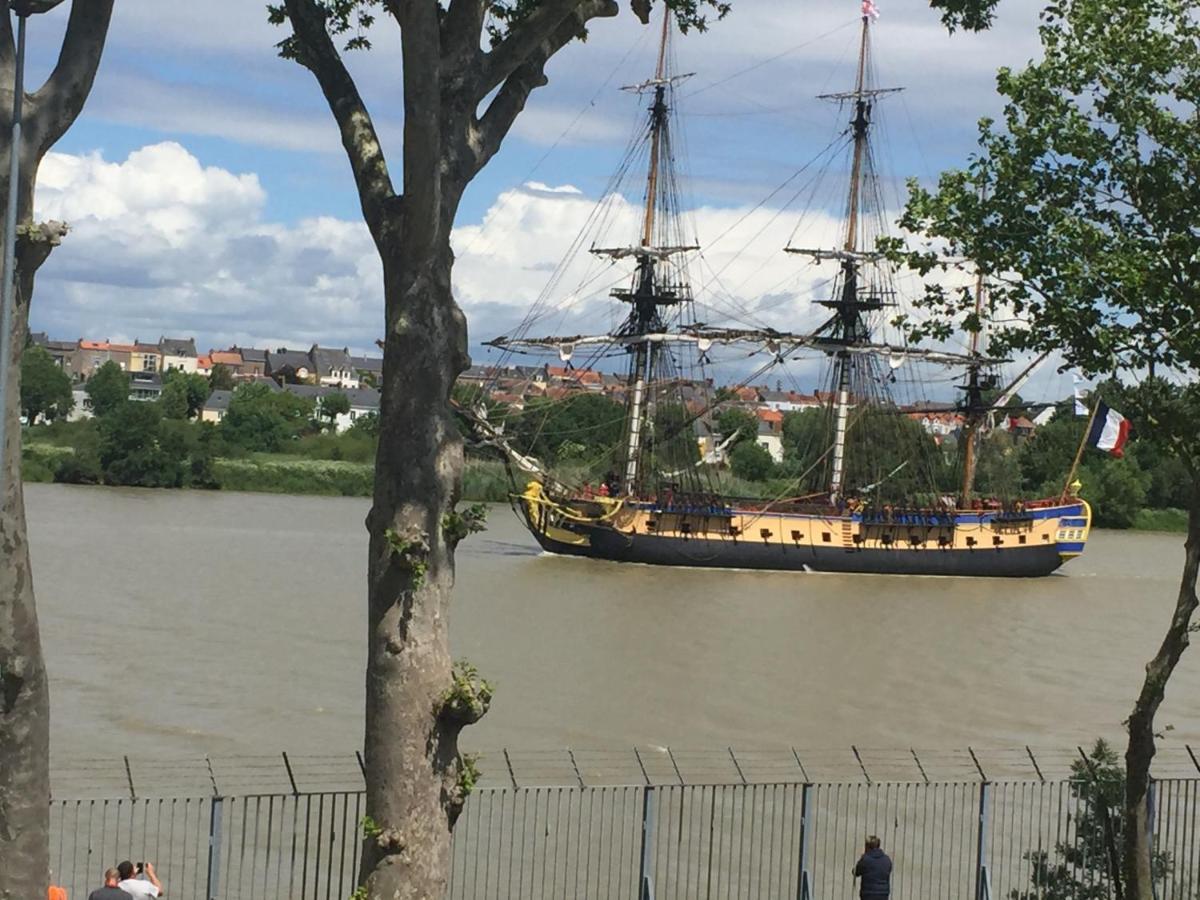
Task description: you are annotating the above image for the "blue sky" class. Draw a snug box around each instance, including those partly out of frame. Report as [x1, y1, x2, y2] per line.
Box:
[18, 0, 1079, 399]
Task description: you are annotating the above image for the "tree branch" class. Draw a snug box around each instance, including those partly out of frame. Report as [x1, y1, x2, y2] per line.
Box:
[12, 0, 67, 13]
[27, 0, 115, 158]
[472, 0, 618, 174]
[477, 0, 614, 100]
[441, 0, 487, 61]
[1122, 484, 1200, 896]
[283, 0, 398, 245]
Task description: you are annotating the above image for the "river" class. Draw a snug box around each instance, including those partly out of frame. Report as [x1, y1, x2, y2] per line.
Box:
[24, 483, 1200, 769]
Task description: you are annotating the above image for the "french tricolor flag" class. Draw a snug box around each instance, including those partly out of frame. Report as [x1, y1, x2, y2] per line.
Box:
[1087, 401, 1130, 457]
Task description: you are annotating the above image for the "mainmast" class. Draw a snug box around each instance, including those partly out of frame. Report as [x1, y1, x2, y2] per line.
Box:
[788, 8, 899, 503]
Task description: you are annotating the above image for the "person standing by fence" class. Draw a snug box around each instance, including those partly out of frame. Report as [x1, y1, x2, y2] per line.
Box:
[852, 835, 892, 898]
[116, 861, 162, 899]
[87, 868, 132, 900]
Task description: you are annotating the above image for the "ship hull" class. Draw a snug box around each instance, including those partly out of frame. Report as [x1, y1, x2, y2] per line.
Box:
[535, 527, 1067, 577]
[519, 493, 1091, 579]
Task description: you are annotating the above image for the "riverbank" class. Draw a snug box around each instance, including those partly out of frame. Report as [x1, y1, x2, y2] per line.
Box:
[22, 441, 513, 502]
[20, 443, 1190, 531]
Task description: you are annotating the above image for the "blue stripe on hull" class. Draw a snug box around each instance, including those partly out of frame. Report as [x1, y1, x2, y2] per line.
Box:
[533, 528, 1071, 578]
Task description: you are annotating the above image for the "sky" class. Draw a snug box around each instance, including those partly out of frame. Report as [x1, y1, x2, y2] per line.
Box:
[18, 0, 1079, 400]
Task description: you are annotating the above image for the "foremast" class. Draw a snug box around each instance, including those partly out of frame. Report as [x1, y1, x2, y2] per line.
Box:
[614, 7, 690, 496]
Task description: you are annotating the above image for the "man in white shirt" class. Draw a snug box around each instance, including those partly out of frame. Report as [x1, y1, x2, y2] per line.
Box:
[116, 860, 163, 898]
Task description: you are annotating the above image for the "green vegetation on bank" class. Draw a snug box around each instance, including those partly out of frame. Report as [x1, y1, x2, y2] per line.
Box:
[16, 361, 1191, 530]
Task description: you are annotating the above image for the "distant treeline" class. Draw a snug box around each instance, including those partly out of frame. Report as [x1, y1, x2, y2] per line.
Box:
[19, 359, 1189, 530]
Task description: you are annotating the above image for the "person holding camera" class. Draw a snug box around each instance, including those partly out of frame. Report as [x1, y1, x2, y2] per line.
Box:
[116, 860, 163, 898]
[852, 835, 892, 899]
[87, 868, 133, 900]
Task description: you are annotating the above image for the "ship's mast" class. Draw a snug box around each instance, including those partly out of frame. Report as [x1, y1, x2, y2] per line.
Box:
[781, 9, 903, 503]
[619, 6, 677, 496]
[958, 265, 988, 505]
[826, 14, 875, 503]
[797, 10, 898, 504]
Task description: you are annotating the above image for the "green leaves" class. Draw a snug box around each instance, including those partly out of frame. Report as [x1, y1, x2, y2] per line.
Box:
[442, 503, 489, 544]
[896, 0, 1200, 380]
[268, 1, 380, 57]
[926, 0, 1002, 32]
[269, 0, 733, 59]
[20, 345, 74, 425]
[384, 525, 430, 589]
[440, 660, 494, 724]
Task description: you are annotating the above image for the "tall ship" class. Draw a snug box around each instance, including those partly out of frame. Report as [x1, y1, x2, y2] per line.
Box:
[465, 6, 1092, 577]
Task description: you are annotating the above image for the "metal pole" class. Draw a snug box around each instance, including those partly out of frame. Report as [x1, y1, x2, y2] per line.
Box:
[975, 781, 991, 900]
[795, 782, 813, 900]
[638, 785, 656, 900]
[0, 11, 27, 495]
[206, 795, 224, 900]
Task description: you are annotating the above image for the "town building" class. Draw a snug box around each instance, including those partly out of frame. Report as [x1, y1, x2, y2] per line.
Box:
[129, 342, 161, 374]
[280, 383, 380, 432]
[310, 345, 360, 388]
[159, 337, 199, 373]
[201, 389, 232, 424]
[265, 348, 315, 383]
[235, 348, 268, 377]
[759, 389, 822, 413]
[77, 340, 131, 376]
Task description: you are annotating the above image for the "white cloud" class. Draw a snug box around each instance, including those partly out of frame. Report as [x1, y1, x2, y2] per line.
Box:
[28, 141, 1066, 405]
[31, 143, 382, 353]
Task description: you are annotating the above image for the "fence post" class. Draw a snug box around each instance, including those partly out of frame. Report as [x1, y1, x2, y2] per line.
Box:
[638, 785, 656, 900]
[206, 796, 224, 900]
[795, 782, 813, 900]
[975, 781, 992, 900]
[1148, 779, 1159, 900]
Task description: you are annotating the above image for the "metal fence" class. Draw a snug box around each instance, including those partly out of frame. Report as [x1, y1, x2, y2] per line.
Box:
[48, 748, 1200, 900]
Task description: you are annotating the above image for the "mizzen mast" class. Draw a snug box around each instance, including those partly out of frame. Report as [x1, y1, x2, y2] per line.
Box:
[958, 264, 992, 505]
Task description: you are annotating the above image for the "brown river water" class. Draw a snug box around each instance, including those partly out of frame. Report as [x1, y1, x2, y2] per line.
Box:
[24, 483, 1200, 766]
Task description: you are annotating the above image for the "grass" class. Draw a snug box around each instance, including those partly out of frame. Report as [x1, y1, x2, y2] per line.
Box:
[1131, 507, 1189, 533]
[212, 457, 374, 497]
[209, 456, 516, 501]
[16, 437, 1196, 531]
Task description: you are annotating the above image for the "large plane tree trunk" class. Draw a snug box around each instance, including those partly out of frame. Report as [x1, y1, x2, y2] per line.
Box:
[277, 0, 623, 895]
[360, 224, 473, 900]
[0, 174, 48, 900]
[1122, 483, 1200, 900]
[0, 3, 113, 896]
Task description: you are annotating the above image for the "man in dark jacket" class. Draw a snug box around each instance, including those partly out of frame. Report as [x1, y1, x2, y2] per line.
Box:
[852, 835, 893, 898]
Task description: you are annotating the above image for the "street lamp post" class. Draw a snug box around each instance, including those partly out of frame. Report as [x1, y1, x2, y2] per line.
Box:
[0, 0, 60, 499]
[0, 6, 29, 497]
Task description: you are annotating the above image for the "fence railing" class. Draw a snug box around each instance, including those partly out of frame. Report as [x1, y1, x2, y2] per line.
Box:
[48, 745, 1200, 798]
[50, 775, 1200, 900]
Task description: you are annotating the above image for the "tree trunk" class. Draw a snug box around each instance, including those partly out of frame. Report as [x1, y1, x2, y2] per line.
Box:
[359, 226, 473, 898]
[0, 177, 50, 900]
[1122, 483, 1200, 900]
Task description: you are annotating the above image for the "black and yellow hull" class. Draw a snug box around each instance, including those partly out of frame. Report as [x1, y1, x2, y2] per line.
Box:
[517, 488, 1091, 578]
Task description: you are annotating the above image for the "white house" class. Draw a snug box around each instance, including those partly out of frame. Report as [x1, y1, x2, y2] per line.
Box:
[159, 336, 199, 373]
[310, 345, 361, 389]
[281, 383, 380, 433]
[757, 420, 784, 463]
[759, 389, 822, 413]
